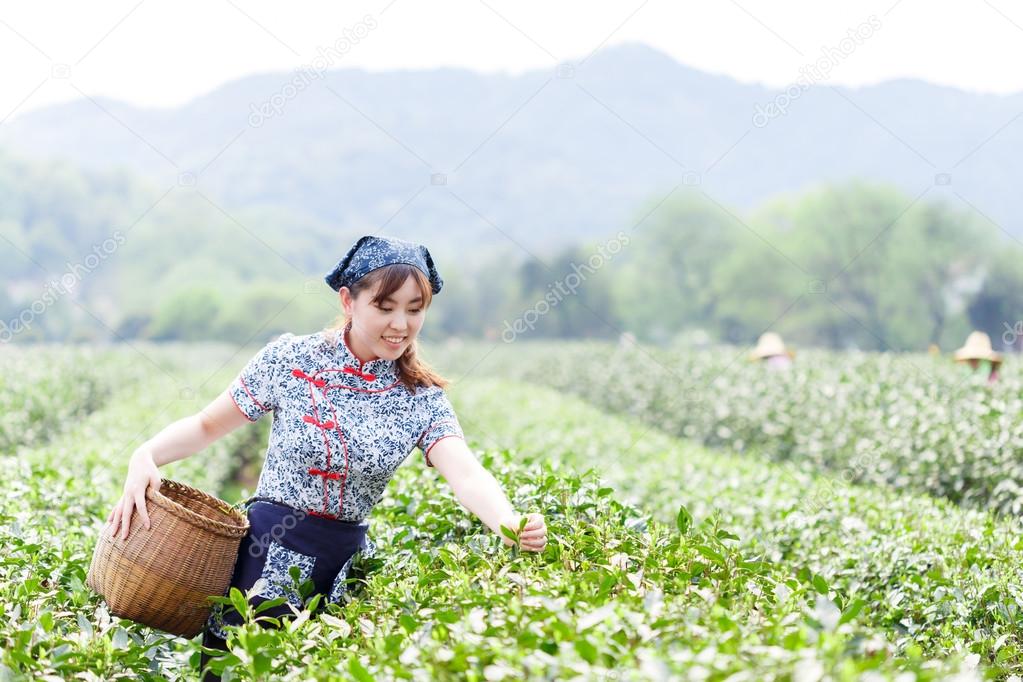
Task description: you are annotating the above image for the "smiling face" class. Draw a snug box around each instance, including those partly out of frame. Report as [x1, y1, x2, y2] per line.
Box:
[340, 270, 428, 363]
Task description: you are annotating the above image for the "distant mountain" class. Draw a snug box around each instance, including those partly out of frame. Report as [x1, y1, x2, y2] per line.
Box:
[3, 42, 1022, 249]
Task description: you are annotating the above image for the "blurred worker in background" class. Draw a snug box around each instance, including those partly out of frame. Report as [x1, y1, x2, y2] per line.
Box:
[953, 331, 1002, 384]
[750, 332, 794, 370]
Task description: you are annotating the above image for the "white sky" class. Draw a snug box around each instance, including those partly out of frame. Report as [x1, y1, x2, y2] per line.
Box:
[2, 0, 1023, 122]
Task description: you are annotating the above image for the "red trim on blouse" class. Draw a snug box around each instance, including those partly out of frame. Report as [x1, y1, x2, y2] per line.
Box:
[417, 419, 457, 449]
[341, 324, 379, 368]
[286, 331, 405, 518]
[343, 366, 377, 381]
[319, 398, 352, 511]
[229, 390, 257, 422]
[238, 376, 268, 413]
[324, 381, 402, 393]
[314, 367, 402, 392]
[305, 381, 344, 516]
[424, 434, 464, 467]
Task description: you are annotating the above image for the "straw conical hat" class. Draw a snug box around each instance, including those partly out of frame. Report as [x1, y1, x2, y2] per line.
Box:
[953, 331, 1002, 364]
[750, 332, 792, 360]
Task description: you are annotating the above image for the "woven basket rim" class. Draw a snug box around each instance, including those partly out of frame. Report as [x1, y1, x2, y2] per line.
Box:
[146, 478, 249, 538]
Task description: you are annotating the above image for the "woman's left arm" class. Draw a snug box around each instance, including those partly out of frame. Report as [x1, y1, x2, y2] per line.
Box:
[427, 436, 547, 552]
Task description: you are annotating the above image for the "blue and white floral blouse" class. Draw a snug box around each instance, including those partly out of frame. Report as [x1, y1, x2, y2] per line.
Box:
[229, 321, 466, 521]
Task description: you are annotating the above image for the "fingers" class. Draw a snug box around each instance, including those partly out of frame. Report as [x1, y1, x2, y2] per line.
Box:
[108, 504, 122, 536]
[519, 537, 547, 552]
[522, 514, 545, 531]
[519, 519, 546, 537]
[506, 513, 547, 551]
[519, 527, 544, 552]
[135, 491, 151, 531]
[119, 496, 134, 541]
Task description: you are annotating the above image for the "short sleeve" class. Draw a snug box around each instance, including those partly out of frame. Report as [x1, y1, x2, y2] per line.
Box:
[229, 333, 294, 421]
[416, 387, 466, 467]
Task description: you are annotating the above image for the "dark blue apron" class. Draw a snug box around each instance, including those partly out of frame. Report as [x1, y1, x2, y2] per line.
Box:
[204, 497, 371, 639]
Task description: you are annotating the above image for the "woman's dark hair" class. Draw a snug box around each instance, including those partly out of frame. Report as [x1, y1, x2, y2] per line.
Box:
[323, 263, 448, 392]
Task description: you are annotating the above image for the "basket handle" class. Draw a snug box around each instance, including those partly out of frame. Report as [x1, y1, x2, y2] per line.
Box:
[230, 495, 283, 513]
[230, 495, 255, 513]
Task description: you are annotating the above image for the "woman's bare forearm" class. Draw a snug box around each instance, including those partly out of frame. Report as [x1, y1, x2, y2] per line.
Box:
[137, 414, 216, 467]
[449, 467, 517, 542]
[135, 391, 250, 468]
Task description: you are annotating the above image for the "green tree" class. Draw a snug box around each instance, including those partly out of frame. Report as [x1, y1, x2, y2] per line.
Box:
[149, 286, 226, 341]
[734, 182, 995, 351]
[884, 198, 992, 349]
[215, 282, 335, 343]
[968, 246, 1023, 352]
[613, 189, 740, 343]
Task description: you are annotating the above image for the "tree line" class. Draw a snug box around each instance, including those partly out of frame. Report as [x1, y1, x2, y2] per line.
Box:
[1, 152, 1019, 353]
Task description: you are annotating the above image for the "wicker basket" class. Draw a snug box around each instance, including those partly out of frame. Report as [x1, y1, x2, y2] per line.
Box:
[87, 479, 250, 638]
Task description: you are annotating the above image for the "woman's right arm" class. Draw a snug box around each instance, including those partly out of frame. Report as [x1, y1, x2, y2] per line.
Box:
[106, 390, 252, 540]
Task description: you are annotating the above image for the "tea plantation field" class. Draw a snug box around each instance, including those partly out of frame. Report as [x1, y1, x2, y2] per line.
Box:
[2, 341, 1019, 680]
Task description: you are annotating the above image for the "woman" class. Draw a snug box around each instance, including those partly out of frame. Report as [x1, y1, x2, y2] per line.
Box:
[105, 235, 547, 680]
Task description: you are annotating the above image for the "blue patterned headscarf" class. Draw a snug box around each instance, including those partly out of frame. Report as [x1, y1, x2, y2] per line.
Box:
[324, 235, 444, 295]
